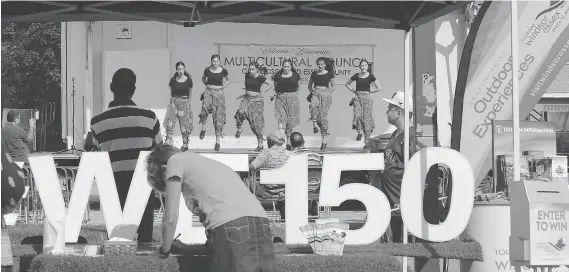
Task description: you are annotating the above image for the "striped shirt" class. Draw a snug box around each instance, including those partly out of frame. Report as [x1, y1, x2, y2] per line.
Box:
[291, 147, 322, 166]
[292, 147, 322, 192]
[90, 100, 163, 178]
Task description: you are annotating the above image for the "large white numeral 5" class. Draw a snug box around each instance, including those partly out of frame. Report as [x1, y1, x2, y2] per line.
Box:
[319, 153, 390, 245]
[401, 147, 474, 242]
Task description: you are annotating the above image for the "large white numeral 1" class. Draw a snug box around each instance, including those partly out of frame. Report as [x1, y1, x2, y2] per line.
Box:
[174, 154, 250, 244]
[400, 147, 474, 242]
[260, 154, 309, 245]
[319, 153, 390, 245]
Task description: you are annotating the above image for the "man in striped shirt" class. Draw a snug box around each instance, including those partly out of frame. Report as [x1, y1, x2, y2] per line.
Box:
[290, 132, 322, 215]
[86, 68, 163, 243]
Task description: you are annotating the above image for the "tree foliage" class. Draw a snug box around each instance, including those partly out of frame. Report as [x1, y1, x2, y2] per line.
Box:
[2, 22, 61, 109]
[2, 22, 63, 150]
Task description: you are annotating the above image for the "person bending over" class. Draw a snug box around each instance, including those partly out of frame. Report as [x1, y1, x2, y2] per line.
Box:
[146, 144, 276, 272]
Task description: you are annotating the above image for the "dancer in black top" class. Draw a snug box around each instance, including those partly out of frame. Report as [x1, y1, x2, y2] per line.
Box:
[235, 62, 274, 152]
[164, 61, 193, 151]
[272, 59, 301, 150]
[344, 59, 383, 142]
[307, 57, 335, 151]
[199, 54, 231, 151]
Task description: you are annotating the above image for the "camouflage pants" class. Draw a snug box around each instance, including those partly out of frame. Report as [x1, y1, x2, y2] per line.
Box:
[164, 96, 193, 145]
[235, 95, 264, 139]
[352, 92, 375, 136]
[274, 92, 300, 137]
[199, 88, 226, 136]
[309, 87, 332, 136]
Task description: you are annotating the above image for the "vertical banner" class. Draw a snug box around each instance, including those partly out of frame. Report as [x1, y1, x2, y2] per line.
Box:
[451, 1, 569, 187]
[217, 43, 375, 84]
[413, 22, 438, 143]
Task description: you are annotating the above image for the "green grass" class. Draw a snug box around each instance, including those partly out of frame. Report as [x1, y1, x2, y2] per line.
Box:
[28, 252, 404, 272]
[7, 224, 482, 272]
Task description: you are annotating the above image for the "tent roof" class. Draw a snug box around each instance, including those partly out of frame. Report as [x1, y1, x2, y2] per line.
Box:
[1, 1, 469, 29]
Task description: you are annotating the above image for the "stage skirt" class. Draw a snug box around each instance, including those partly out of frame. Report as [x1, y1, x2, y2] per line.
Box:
[352, 92, 375, 135]
[309, 86, 332, 136]
[199, 88, 226, 136]
[274, 92, 300, 136]
[235, 95, 265, 139]
[164, 96, 193, 145]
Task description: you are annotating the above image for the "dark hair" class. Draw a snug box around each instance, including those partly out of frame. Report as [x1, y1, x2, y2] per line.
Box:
[110, 68, 136, 95]
[249, 62, 268, 76]
[317, 57, 336, 78]
[6, 110, 19, 122]
[169, 61, 191, 88]
[359, 59, 373, 74]
[290, 132, 305, 149]
[273, 58, 298, 80]
[211, 54, 221, 62]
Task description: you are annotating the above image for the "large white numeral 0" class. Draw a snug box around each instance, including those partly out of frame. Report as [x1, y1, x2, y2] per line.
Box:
[400, 147, 474, 242]
[175, 154, 250, 244]
[260, 154, 309, 245]
[319, 153, 390, 245]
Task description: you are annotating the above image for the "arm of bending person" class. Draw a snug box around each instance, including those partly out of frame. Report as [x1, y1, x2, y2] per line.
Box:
[161, 176, 182, 253]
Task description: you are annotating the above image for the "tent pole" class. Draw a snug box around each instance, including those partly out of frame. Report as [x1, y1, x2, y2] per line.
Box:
[511, 0, 520, 183]
[402, 27, 413, 272]
[511, 0, 521, 269]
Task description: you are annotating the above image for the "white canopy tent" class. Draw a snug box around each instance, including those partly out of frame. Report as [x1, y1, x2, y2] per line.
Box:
[3, 1, 473, 271]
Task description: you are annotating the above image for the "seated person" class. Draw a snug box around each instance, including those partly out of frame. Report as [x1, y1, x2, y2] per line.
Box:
[249, 129, 291, 197]
[290, 132, 323, 215]
[249, 129, 290, 219]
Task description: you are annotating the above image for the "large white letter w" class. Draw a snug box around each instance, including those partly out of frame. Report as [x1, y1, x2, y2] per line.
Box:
[29, 152, 152, 243]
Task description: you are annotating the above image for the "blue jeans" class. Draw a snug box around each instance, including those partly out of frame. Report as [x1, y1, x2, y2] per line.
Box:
[206, 216, 276, 272]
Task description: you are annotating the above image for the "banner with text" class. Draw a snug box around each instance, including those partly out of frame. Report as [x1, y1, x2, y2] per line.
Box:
[451, 1, 569, 188]
[217, 43, 375, 85]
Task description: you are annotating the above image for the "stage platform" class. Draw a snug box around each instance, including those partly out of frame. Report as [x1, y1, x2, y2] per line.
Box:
[36, 147, 369, 160]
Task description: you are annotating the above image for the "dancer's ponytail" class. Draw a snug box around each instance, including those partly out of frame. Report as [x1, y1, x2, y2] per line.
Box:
[325, 58, 336, 78]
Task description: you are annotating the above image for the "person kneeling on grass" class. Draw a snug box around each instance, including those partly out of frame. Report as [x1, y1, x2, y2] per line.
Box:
[146, 144, 276, 272]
